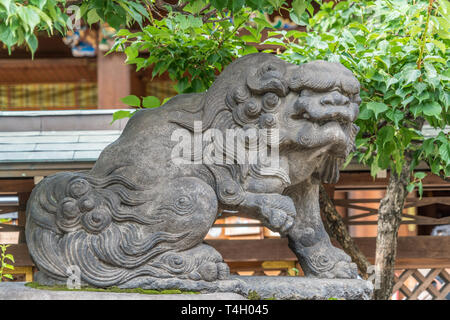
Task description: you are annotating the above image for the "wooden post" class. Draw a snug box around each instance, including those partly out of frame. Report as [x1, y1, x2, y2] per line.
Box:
[33, 176, 44, 185]
[17, 192, 30, 227]
[319, 184, 370, 279]
[97, 52, 131, 109]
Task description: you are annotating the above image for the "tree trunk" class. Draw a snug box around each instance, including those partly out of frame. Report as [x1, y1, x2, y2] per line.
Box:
[319, 184, 371, 279]
[373, 154, 412, 300]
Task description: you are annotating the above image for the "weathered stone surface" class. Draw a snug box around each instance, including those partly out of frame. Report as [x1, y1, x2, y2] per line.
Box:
[0, 282, 246, 300]
[235, 276, 373, 300]
[25, 53, 367, 294]
[0, 277, 373, 300]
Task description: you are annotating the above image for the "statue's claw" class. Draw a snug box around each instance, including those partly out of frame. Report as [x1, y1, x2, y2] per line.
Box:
[296, 242, 359, 279]
[256, 194, 296, 234]
[197, 261, 230, 281]
[261, 207, 294, 234]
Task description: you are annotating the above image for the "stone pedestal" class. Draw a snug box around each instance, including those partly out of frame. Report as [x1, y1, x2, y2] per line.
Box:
[234, 276, 373, 300]
[0, 282, 245, 300]
[1, 276, 373, 300]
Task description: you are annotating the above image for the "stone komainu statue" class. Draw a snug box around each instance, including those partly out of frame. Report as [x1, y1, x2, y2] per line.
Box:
[26, 53, 362, 289]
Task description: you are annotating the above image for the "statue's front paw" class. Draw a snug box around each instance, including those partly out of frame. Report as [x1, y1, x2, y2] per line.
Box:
[197, 261, 230, 281]
[261, 207, 294, 234]
[258, 195, 296, 233]
[302, 245, 358, 279]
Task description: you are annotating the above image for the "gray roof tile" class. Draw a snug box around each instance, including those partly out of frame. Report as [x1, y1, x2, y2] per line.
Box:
[78, 135, 119, 143]
[35, 143, 110, 151]
[73, 150, 103, 160]
[0, 136, 79, 144]
[0, 130, 120, 163]
[0, 151, 75, 161]
[0, 144, 36, 152]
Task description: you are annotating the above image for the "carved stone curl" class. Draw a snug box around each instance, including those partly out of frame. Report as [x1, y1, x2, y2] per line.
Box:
[26, 53, 362, 290]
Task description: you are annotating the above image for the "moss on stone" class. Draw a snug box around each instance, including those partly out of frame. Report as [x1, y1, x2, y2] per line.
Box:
[25, 282, 200, 295]
[247, 290, 261, 300]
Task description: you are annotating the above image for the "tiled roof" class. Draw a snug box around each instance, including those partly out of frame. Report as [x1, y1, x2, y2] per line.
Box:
[0, 130, 120, 163]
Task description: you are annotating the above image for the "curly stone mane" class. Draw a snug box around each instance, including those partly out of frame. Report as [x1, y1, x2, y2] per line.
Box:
[172, 53, 359, 185]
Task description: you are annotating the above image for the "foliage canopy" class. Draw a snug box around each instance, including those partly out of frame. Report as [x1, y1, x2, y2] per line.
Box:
[1, 0, 449, 191]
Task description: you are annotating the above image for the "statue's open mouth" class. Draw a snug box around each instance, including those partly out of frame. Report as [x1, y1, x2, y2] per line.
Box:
[297, 120, 351, 158]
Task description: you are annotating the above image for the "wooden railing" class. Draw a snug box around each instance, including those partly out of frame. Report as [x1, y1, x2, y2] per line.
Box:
[333, 197, 450, 226]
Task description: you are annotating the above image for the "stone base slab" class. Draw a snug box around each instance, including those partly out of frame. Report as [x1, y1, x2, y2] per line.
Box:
[235, 276, 373, 300]
[0, 282, 245, 300]
[1, 276, 373, 300]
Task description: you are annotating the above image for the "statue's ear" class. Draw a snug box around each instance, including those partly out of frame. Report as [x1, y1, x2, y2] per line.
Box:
[246, 62, 289, 97]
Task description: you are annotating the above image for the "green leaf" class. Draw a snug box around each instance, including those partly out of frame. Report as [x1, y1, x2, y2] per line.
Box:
[116, 29, 133, 37]
[422, 101, 442, 117]
[418, 181, 423, 198]
[357, 107, 373, 120]
[414, 172, 426, 180]
[174, 77, 190, 93]
[422, 138, 435, 156]
[439, 143, 450, 163]
[26, 33, 38, 58]
[2, 263, 14, 270]
[111, 110, 132, 124]
[440, 90, 450, 112]
[370, 159, 381, 177]
[19, 6, 41, 31]
[289, 9, 307, 26]
[120, 95, 141, 107]
[162, 97, 172, 105]
[210, 0, 228, 11]
[292, 0, 307, 19]
[366, 102, 388, 119]
[4, 254, 14, 263]
[125, 45, 139, 60]
[230, 0, 245, 12]
[142, 96, 160, 108]
[0, 0, 11, 14]
[377, 126, 395, 146]
[127, 1, 150, 19]
[401, 68, 421, 86]
[87, 9, 101, 25]
[33, 0, 47, 10]
[385, 109, 404, 127]
[431, 39, 446, 54]
[2, 274, 13, 280]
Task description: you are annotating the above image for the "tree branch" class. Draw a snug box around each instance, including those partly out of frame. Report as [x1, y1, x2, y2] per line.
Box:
[319, 184, 371, 279]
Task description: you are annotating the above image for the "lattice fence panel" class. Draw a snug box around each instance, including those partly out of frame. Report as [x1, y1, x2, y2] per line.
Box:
[393, 268, 450, 300]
